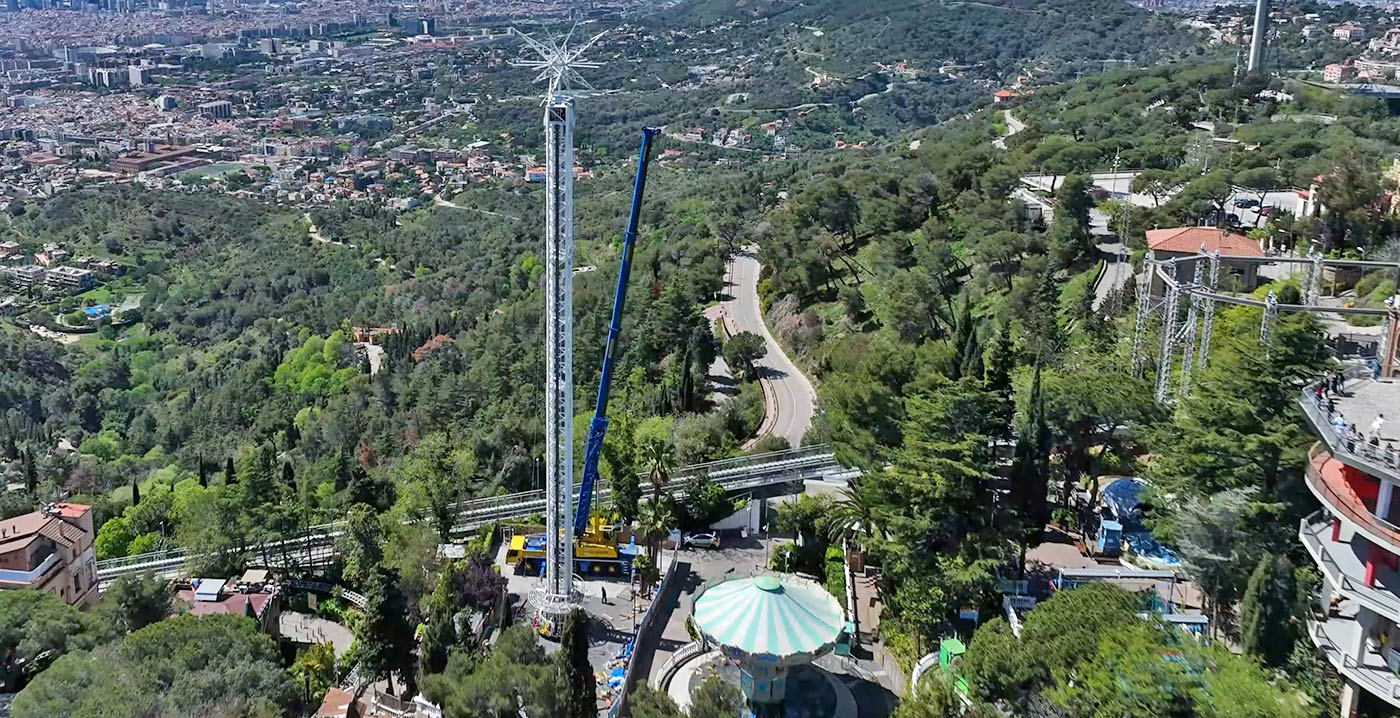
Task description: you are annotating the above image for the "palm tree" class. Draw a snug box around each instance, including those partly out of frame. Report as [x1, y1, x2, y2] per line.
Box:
[642, 438, 674, 505]
[635, 498, 674, 558]
[823, 484, 881, 549]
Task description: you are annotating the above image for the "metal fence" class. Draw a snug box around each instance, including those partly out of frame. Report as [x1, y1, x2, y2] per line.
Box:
[1299, 365, 1400, 481]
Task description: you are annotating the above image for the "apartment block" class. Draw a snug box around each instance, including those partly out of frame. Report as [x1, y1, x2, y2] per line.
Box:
[4, 264, 44, 288]
[45, 265, 95, 290]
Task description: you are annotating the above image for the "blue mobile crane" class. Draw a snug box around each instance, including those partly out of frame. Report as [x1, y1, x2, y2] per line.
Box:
[573, 126, 660, 539]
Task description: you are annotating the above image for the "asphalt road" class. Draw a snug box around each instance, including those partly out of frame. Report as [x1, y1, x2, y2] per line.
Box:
[1021, 172, 1305, 231]
[722, 245, 817, 448]
[992, 109, 1025, 150]
[1093, 241, 1129, 312]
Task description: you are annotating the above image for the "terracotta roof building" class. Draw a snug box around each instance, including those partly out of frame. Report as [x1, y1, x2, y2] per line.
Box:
[1146, 226, 1264, 291]
[1145, 226, 1263, 257]
[0, 503, 98, 606]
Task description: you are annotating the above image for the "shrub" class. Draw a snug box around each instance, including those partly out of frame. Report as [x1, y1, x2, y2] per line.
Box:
[824, 545, 846, 600]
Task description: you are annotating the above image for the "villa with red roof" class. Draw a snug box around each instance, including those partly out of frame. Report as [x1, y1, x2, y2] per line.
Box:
[1146, 226, 1264, 290]
[0, 503, 98, 606]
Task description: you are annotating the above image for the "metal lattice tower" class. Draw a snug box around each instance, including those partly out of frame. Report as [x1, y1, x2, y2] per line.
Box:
[1177, 253, 1207, 401]
[1131, 260, 1154, 377]
[512, 26, 603, 616]
[1304, 249, 1324, 306]
[1260, 289, 1280, 348]
[1155, 263, 1180, 403]
[1196, 251, 1220, 372]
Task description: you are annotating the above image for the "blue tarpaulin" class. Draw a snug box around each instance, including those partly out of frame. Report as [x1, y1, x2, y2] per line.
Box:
[1100, 478, 1147, 525]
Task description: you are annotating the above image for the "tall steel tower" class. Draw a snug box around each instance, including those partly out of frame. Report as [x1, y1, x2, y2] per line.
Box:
[512, 27, 601, 619]
[1248, 0, 1270, 73]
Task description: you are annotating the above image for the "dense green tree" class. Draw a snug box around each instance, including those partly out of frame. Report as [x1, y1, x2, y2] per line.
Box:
[1054, 173, 1094, 234]
[1010, 364, 1049, 569]
[628, 683, 685, 718]
[1316, 156, 1389, 250]
[421, 625, 562, 718]
[12, 614, 292, 718]
[689, 674, 744, 718]
[357, 565, 417, 698]
[559, 609, 597, 718]
[0, 591, 104, 691]
[290, 642, 337, 713]
[1239, 555, 1299, 668]
[897, 671, 996, 718]
[722, 331, 767, 381]
[98, 573, 178, 634]
[95, 515, 135, 559]
[337, 503, 384, 586]
[965, 583, 1310, 717]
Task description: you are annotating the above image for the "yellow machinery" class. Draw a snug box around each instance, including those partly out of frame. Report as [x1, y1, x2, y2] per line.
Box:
[506, 516, 638, 576]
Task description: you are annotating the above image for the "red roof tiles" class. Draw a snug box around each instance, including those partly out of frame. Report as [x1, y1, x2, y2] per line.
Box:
[1145, 226, 1263, 257]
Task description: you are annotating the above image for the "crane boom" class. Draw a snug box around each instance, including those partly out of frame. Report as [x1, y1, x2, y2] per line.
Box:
[573, 127, 660, 537]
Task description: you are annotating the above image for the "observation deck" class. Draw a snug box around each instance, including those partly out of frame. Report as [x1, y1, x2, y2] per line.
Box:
[1299, 370, 1400, 484]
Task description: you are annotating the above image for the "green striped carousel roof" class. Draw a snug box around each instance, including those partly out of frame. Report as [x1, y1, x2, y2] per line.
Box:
[691, 574, 845, 658]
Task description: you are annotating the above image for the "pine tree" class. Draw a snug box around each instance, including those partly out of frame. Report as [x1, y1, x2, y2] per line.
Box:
[357, 566, 417, 698]
[1240, 555, 1298, 668]
[559, 608, 596, 718]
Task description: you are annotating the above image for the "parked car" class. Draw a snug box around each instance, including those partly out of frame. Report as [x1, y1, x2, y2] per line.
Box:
[1258, 206, 1271, 217]
[1233, 198, 1260, 209]
[684, 532, 721, 549]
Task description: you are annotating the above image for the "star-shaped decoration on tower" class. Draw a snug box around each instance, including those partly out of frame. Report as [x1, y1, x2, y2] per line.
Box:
[510, 26, 605, 101]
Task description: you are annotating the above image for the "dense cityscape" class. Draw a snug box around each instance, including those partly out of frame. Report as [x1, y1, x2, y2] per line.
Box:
[2, 0, 1400, 717]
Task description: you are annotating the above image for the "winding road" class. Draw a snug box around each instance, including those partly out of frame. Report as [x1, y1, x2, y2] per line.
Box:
[992, 109, 1025, 150]
[719, 245, 817, 448]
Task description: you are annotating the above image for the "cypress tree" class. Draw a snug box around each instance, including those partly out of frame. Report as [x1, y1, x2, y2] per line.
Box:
[951, 293, 976, 380]
[282, 461, 295, 488]
[1240, 555, 1298, 668]
[131, 476, 141, 506]
[23, 450, 36, 493]
[198, 456, 208, 488]
[559, 608, 596, 718]
[1011, 363, 1050, 574]
[984, 324, 1016, 431]
[224, 456, 236, 484]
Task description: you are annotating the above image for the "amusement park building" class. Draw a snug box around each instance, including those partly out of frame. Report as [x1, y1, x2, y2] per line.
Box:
[1299, 346, 1400, 716]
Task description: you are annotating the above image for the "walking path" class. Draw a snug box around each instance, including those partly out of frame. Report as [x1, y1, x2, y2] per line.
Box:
[716, 245, 817, 448]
